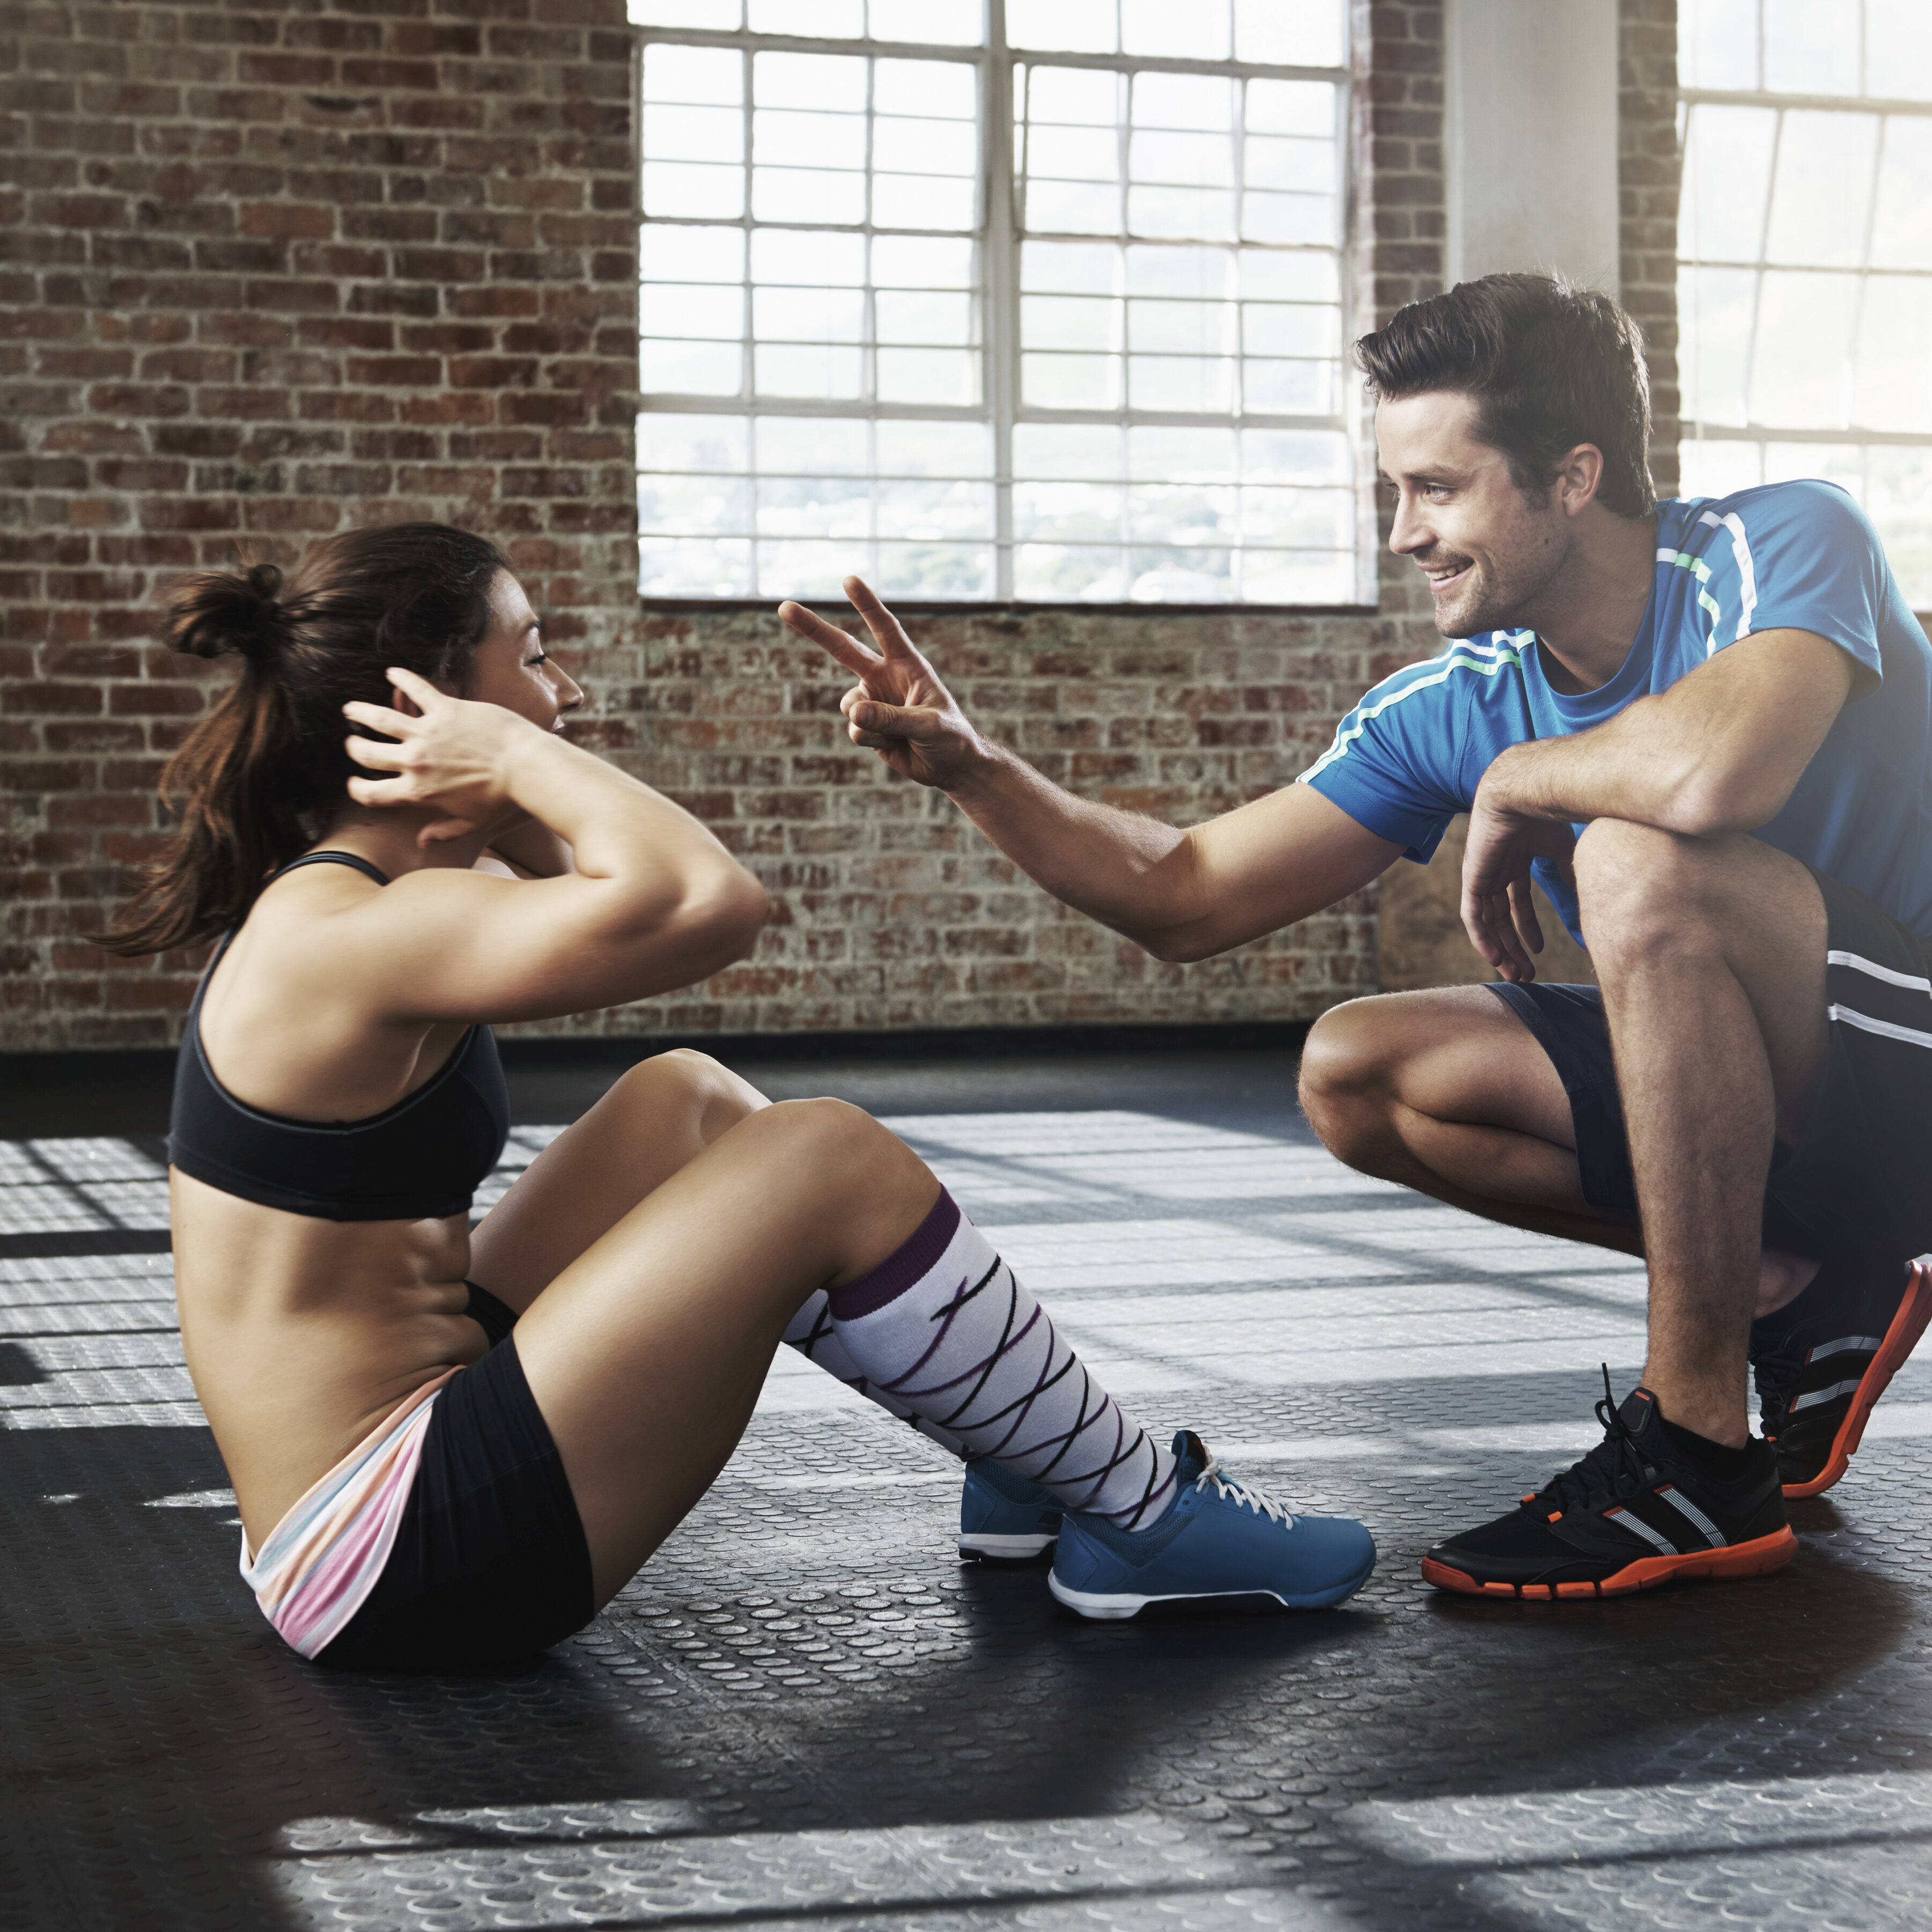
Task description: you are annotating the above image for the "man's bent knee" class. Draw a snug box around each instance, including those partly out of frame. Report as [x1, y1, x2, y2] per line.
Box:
[1299, 997, 1411, 1167]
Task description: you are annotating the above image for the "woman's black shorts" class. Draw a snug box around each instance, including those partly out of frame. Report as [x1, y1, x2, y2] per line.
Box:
[1491, 863, 1932, 1266]
[314, 1284, 595, 1673]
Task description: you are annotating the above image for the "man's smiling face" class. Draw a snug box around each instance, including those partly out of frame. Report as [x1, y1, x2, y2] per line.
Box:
[1375, 390, 1570, 639]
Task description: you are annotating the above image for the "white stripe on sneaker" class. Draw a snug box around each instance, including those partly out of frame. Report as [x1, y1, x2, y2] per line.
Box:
[1805, 1334, 1884, 1365]
[1791, 1377, 1866, 1413]
[1604, 1506, 1678, 1557]
[1654, 1485, 1727, 1547]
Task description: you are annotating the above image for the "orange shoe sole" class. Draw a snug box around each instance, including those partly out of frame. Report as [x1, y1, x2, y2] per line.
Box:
[1421, 1524, 1798, 1599]
[1781, 1259, 1932, 1500]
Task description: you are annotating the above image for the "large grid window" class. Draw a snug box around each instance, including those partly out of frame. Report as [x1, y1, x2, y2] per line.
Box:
[631, 0, 1355, 604]
[1678, 0, 1932, 602]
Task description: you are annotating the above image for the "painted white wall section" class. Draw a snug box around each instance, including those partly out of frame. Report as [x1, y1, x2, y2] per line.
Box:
[1445, 0, 1620, 293]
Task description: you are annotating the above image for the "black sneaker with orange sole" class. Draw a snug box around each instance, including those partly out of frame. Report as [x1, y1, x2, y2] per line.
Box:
[1422, 1374, 1797, 1600]
[1753, 1258, 1932, 1499]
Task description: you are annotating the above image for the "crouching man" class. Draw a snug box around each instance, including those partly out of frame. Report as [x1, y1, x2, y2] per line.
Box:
[782, 272, 1932, 1599]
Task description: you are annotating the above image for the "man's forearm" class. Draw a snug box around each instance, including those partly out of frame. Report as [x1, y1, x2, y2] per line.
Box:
[945, 741, 1198, 944]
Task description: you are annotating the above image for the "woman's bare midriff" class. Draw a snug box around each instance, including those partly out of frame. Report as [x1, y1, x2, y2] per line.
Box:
[170, 1167, 493, 1552]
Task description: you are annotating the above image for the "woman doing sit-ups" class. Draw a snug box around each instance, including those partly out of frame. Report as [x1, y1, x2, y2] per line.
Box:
[96, 523, 1374, 1671]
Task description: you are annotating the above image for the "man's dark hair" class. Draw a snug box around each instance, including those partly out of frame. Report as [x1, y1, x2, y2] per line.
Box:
[1354, 273, 1656, 518]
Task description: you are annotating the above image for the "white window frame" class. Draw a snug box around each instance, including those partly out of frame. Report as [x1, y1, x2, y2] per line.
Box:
[630, 3, 1363, 606]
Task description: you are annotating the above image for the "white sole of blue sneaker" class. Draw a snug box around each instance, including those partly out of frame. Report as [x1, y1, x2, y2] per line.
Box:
[1048, 1562, 1374, 1619]
[958, 1531, 1058, 1559]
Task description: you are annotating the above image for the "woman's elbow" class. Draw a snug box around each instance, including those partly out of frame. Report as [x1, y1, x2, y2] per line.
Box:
[693, 869, 769, 965]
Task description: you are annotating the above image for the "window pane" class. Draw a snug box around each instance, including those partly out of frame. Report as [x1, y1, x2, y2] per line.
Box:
[756, 342, 865, 397]
[1129, 353, 1235, 411]
[1029, 126, 1120, 180]
[1023, 293, 1119, 349]
[1128, 549, 1234, 600]
[1245, 134, 1336, 194]
[875, 478, 993, 537]
[1679, 104, 1776, 263]
[1765, 112, 1877, 269]
[754, 51, 868, 110]
[1130, 187, 1236, 242]
[643, 161, 744, 220]
[1676, 266, 1756, 426]
[638, 472, 752, 535]
[874, 58, 976, 115]
[1677, 0, 1758, 90]
[1241, 191, 1334, 246]
[759, 540, 858, 597]
[1027, 64, 1120, 124]
[1870, 120, 1932, 269]
[1867, 0, 1932, 100]
[1028, 180, 1123, 234]
[747, 0, 861, 34]
[751, 228, 865, 284]
[641, 338, 742, 392]
[1015, 546, 1130, 600]
[1242, 358, 1334, 412]
[757, 416, 868, 473]
[873, 234, 976, 285]
[1014, 481, 1123, 541]
[875, 174, 978, 231]
[1014, 423, 1123, 478]
[1865, 447, 1932, 603]
[1678, 438, 1764, 500]
[644, 283, 743, 339]
[875, 291, 974, 344]
[1763, 0, 1857, 94]
[1241, 429, 1348, 483]
[1124, 0, 1228, 60]
[1129, 425, 1236, 480]
[639, 536, 753, 596]
[1854, 277, 1932, 432]
[1023, 241, 1120, 292]
[755, 107, 867, 169]
[631, 0, 741, 25]
[1238, 249, 1337, 300]
[644, 43, 742, 105]
[753, 167, 867, 225]
[874, 543, 993, 597]
[1009, 0, 1118, 55]
[1245, 79, 1334, 137]
[1134, 73, 1235, 132]
[1022, 350, 1122, 408]
[1242, 303, 1338, 357]
[1749, 271, 1859, 427]
[1242, 553, 1353, 603]
[877, 346, 978, 403]
[637, 414, 749, 473]
[1235, 0, 1344, 68]
[643, 103, 742, 163]
[753, 286, 864, 343]
[641, 224, 745, 282]
[1127, 298, 1235, 354]
[876, 419, 991, 475]
[867, 0, 984, 46]
[874, 116, 977, 174]
[1132, 130, 1235, 188]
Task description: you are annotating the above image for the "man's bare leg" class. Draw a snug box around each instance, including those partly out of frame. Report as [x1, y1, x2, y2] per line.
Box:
[1573, 822, 1829, 1448]
[1299, 983, 1823, 1311]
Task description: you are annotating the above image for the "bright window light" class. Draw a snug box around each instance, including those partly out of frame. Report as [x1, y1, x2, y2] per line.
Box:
[1678, 0, 1932, 604]
[630, 0, 1356, 603]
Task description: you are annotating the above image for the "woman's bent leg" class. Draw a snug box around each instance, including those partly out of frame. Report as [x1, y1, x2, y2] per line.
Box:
[469, 1049, 770, 1311]
[509, 1097, 943, 1604]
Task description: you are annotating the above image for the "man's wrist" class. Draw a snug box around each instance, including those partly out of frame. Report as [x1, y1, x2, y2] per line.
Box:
[934, 729, 1008, 806]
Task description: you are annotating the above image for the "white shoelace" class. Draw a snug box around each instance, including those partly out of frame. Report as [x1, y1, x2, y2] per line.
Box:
[1193, 1452, 1294, 1527]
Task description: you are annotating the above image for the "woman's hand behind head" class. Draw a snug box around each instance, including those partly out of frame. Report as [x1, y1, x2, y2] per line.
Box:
[343, 666, 538, 847]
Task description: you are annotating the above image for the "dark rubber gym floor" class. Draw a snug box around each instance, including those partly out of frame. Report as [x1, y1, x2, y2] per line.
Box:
[5, 1040, 1930, 1931]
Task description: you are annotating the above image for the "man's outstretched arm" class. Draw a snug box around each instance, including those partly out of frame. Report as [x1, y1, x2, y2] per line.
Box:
[779, 579, 1403, 963]
[1463, 628, 1859, 980]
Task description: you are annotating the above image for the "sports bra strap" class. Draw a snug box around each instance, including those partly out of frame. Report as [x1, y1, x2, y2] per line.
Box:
[269, 851, 392, 888]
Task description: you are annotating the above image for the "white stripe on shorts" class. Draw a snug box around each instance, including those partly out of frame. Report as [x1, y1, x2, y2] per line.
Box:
[1827, 948, 1932, 993]
[1827, 1004, 1932, 1050]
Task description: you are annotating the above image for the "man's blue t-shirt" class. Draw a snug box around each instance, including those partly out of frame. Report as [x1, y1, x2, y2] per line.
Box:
[1299, 480, 1932, 941]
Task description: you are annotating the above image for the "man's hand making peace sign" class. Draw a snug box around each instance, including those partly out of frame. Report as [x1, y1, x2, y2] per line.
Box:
[778, 576, 1402, 964]
[778, 578, 986, 791]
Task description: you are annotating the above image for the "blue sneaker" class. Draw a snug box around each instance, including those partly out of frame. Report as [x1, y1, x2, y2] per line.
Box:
[959, 1458, 1063, 1560]
[1048, 1431, 1376, 1619]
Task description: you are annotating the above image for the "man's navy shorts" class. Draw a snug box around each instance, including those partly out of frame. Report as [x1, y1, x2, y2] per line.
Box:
[1490, 864, 1932, 1265]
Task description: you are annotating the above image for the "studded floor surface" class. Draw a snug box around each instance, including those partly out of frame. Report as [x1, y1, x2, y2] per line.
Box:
[4, 1045, 1931, 1931]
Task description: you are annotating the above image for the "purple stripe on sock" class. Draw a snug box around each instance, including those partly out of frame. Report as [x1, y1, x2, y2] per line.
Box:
[827, 1189, 963, 1321]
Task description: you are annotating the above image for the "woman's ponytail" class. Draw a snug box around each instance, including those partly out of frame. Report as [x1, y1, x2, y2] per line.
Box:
[90, 525, 506, 958]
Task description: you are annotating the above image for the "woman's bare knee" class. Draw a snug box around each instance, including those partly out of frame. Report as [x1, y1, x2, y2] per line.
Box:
[612, 1048, 768, 1142]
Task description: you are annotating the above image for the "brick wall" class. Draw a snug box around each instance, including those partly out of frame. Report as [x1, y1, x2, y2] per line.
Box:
[1620, 0, 1681, 498]
[4, 0, 1672, 1051]
[2, 0, 639, 1048]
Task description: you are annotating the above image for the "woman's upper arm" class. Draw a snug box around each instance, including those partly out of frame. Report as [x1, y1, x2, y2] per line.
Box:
[329, 865, 766, 1024]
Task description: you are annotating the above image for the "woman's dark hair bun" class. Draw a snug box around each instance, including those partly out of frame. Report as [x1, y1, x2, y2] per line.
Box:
[163, 559, 289, 665]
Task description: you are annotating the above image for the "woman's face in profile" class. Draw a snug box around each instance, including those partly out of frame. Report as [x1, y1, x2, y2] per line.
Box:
[465, 571, 583, 735]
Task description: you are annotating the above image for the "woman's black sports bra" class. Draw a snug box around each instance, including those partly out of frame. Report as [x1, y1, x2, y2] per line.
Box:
[168, 851, 511, 1222]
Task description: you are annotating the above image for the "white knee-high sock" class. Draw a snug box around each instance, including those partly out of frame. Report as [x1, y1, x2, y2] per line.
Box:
[783, 1292, 969, 1459]
[825, 1189, 1177, 1528]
